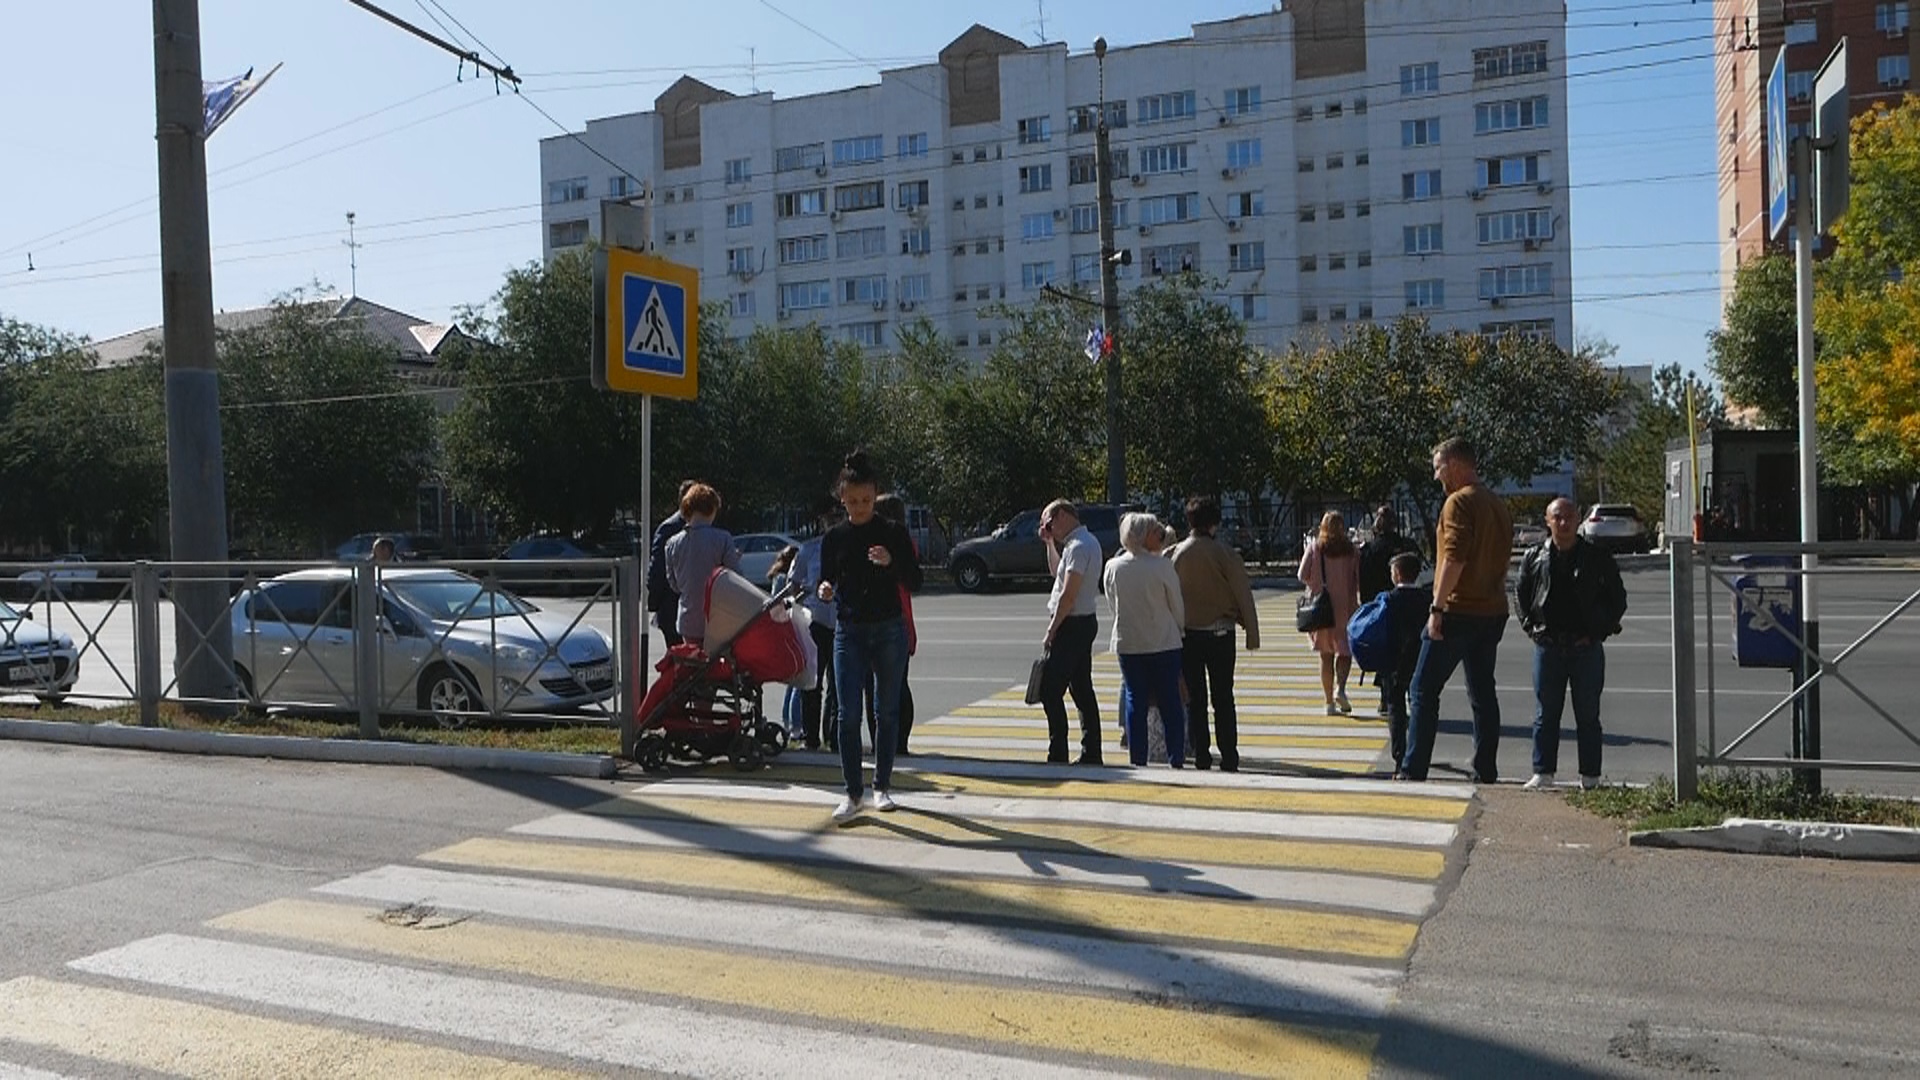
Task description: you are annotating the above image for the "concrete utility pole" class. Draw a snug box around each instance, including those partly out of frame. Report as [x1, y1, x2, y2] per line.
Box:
[153, 0, 235, 707]
[1093, 37, 1124, 505]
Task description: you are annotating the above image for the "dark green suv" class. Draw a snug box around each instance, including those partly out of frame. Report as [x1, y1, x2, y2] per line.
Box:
[947, 503, 1137, 593]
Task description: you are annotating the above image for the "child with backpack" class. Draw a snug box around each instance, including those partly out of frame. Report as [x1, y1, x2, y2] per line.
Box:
[1348, 552, 1431, 772]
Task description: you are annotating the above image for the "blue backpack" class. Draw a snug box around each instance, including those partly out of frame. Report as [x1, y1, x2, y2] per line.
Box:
[1348, 592, 1396, 673]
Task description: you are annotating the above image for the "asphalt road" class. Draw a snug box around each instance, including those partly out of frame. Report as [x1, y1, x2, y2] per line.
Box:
[11, 563, 1919, 794]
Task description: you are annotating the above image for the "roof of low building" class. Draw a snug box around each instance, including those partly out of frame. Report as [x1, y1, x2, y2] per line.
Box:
[90, 296, 468, 369]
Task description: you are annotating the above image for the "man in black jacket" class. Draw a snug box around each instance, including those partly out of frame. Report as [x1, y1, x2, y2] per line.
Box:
[1357, 506, 1422, 716]
[1516, 497, 1629, 790]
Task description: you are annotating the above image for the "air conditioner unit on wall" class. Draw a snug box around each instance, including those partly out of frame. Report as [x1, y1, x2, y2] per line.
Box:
[1488, 296, 1505, 307]
[1130, 173, 1147, 186]
[777, 308, 792, 320]
[1227, 218, 1243, 231]
[1522, 237, 1540, 251]
[1053, 208, 1066, 221]
[872, 299, 886, 311]
[815, 164, 829, 177]
[1536, 181, 1555, 195]
[1469, 188, 1485, 200]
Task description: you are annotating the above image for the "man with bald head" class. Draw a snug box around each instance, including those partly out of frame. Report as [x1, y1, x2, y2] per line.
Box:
[1514, 496, 1629, 790]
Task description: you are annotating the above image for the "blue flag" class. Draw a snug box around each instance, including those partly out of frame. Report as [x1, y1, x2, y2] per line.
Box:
[202, 63, 279, 138]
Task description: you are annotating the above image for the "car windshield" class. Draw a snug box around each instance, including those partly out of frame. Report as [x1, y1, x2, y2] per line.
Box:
[0, 599, 19, 620]
[387, 576, 536, 621]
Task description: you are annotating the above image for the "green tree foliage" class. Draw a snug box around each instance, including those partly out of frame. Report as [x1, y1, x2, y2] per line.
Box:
[442, 251, 645, 537]
[1706, 254, 1797, 429]
[219, 299, 437, 553]
[1582, 362, 1724, 528]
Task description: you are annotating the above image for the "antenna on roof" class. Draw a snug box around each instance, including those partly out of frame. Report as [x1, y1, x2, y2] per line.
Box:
[748, 46, 759, 94]
[344, 211, 361, 298]
[1029, 0, 1050, 44]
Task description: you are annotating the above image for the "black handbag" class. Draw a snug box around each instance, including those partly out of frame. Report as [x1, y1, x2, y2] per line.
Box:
[1296, 548, 1335, 632]
[1023, 652, 1049, 705]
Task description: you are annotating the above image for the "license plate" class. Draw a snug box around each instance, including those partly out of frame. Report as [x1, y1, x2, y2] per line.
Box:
[577, 662, 612, 684]
[8, 663, 53, 682]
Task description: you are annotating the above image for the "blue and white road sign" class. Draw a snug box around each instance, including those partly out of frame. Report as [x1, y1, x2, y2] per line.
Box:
[1768, 49, 1790, 241]
[599, 247, 699, 399]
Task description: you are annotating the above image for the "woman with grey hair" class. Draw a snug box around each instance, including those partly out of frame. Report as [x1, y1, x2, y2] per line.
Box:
[1101, 512, 1188, 767]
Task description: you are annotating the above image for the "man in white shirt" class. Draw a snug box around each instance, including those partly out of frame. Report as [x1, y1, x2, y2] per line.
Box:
[1039, 499, 1105, 764]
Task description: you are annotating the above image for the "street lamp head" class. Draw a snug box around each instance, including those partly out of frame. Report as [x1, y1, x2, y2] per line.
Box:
[1094, 37, 1107, 59]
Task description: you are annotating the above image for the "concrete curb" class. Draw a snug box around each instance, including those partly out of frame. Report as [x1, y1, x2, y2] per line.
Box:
[0, 717, 619, 779]
[1629, 816, 1920, 861]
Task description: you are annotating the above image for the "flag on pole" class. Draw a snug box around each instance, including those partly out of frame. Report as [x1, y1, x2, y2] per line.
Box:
[1084, 326, 1106, 362]
[202, 63, 281, 138]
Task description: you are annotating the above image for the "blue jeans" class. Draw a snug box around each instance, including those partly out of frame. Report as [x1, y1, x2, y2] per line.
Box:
[1532, 641, 1606, 777]
[834, 617, 906, 798]
[1401, 612, 1508, 782]
[1118, 649, 1188, 767]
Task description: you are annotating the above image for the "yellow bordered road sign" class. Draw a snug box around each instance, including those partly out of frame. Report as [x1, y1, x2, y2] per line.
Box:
[593, 246, 698, 399]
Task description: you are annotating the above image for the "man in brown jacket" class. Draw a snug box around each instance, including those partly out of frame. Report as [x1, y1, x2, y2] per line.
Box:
[1400, 437, 1514, 783]
[1170, 496, 1260, 772]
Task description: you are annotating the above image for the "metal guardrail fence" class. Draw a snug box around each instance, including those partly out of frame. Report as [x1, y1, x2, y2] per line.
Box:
[1671, 541, 1920, 798]
[0, 558, 643, 745]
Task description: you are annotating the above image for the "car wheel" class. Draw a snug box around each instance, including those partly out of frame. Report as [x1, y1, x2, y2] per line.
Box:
[419, 664, 482, 730]
[952, 556, 989, 594]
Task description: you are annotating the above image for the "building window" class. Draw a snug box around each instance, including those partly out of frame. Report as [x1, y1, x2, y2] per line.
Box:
[777, 189, 827, 218]
[1298, 205, 1316, 223]
[1478, 154, 1547, 187]
[1482, 318, 1556, 341]
[1358, 302, 1373, 319]
[1021, 261, 1056, 291]
[726, 247, 755, 274]
[731, 292, 756, 318]
[1137, 90, 1196, 124]
[1232, 294, 1268, 321]
[1478, 208, 1554, 244]
[974, 146, 990, 162]
[778, 280, 832, 311]
[1298, 157, 1316, 174]
[1400, 61, 1440, 96]
[975, 240, 991, 255]
[1225, 139, 1262, 169]
[1299, 255, 1317, 272]
[901, 226, 931, 255]
[1406, 279, 1445, 310]
[1404, 223, 1445, 254]
[608, 175, 635, 198]
[1021, 211, 1056, 241]
[1225, 86, 1261, 116]
[1142, 243, 1197, 276]
[1297, 105, 1314, 123]
[897, 180, 930, 208]
[1069, 101, 1128, 133]
[1139, 143, 1193, 174]
[1069, 153, 1098, 186]
[1327, 202, 1346, 220]
[725, 202, 753, 228]
[1785, 20, 1819, 45]
[1328, 253, 1346, 270]
[1358, 251, 1372, 267]
[1402, 170, 1443, 200]
[1473, 41, 1549, 80]
[548, 177, 587, 204]
[834, 181, 885, 213]
[1070, 203, 1099, 233]
[1139, 193, 1198, 225]
[725, 157, 752, 184]
[836, 226, 887, 259]
[547, 219, 587, 247]
[1329, 304, 1348, 322]
[898, 273, 930, 303]
[1479, 263, 1553, 299]
[776, 142, 827, 172]
[1786, 71, 1814, 100]
[1402, 118, 1441, 147]
[1228, 242, 1265, 271]
[898, 132, 929, 159]
[1326, 152, 1344, 170]
[779, 234, 829, 265]
[839, 274, 887, 305]
[1354, 97, 1368, 115]
[1879, 54, 1911, 86]
[1301, 306, 1319, 323]
[1356, 200, 1371, 218]
[1230, 191, 1264, 218]
[1325, 101, 1343, 118]
[832, 135, 883, 166]
[1475, 96, 1551, 133]
[1017, 115, 1052, 144]
[1019, 164, 1053, 193]
[840, 322, 884, 347]
[1877, 2, 1910, 32]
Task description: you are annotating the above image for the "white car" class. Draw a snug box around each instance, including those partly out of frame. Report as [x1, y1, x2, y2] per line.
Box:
[733, 532, 801, 588]
[228, 567, 615, 727]
[0, 598, 80, 703]
[15, 555, 101, 600]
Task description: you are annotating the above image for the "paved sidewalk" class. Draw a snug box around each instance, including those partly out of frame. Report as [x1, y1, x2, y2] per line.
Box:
[1378, 789, 1920, 1077]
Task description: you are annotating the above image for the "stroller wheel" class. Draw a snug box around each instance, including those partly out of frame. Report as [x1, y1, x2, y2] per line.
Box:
[635, 733, 670, 773]
[758, 720, 789, 756]
[729, 731, 763, 772]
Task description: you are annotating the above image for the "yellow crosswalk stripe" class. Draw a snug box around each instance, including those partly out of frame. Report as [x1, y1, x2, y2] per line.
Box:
[589, 793, 1448, 878]
[919, 724, 1383, 748]
[214, 899, 1376, 1079]
[0, 976, 579, 1079]
[962, 702, 1384, 725]
[897, 746, 1382, 771]
[749, 764, 1469, 820]
[421, 837, 1421, 961]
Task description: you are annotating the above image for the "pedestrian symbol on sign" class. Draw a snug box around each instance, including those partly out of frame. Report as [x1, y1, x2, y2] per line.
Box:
[621, 274, 686, 376]
[630, 287, 679, 361]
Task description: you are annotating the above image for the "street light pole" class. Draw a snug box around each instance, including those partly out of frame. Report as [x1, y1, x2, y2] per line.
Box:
[1094, 37, 1125, 505]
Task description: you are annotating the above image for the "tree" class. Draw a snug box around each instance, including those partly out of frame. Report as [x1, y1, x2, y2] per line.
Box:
[1706, 254, 1797, 429]
[219, 299, 438, 553]
[1813, 278, 1920, 487]
[1822, 100, 1920, 294]
[1582, 362, 1724, 528]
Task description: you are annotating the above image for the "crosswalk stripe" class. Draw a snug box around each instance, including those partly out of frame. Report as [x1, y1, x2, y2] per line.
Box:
[206, 899, 1376, 1077]
[900, 735, 1385, 760]
[316, 865, 1409, 1017]
[756, 754, 1478, 797]
[920, 723, 1384, 747]
[505, 811, 1438, 915]
[979, 695, 1389, 716]
[748, 764, 1471, 820]
[0, 976, 579, 1079]
[421, 837, 1422, 960]
[951, 710, 1388, 734]
[586, 793, 1448, 878]
[889, 745, 1383, 771]
[634, 781, 1460, 844]
[0, 1064, 80, 1080]
[72, 935, 1151, 1080]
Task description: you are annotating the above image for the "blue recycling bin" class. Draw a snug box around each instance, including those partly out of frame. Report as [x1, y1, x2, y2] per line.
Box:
[1730, 555, 1801, 669]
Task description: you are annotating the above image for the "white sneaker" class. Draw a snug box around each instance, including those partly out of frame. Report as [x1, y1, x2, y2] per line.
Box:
[1325, 703, 1340, 716]
[873, 790, 897, 812]
[831, 796, 861, 822]
[1522, 773, 1556, 790]
[1335, 692, 1352, 714]
[1579, 774, 1602, 790]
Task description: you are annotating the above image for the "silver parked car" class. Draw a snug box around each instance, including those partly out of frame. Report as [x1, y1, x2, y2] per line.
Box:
[0, 598, 80, 703]
[229, 567, 615, 726]
[1577, 503, 1651, 555]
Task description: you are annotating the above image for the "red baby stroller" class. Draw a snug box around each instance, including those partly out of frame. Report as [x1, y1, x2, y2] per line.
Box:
[630, 566, 811, 773]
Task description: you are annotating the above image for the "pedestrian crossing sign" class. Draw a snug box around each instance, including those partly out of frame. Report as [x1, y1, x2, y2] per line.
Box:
[597, 247, 699, 399]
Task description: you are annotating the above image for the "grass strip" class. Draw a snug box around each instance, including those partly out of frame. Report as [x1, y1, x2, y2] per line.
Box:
[1569, 770, 1920, 831]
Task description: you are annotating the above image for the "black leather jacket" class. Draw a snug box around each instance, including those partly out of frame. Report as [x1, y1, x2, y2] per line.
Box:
[1516, 537, 1628, 644]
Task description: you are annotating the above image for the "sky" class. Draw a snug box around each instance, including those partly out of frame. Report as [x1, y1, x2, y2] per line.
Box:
[0, 1, 1720, 369]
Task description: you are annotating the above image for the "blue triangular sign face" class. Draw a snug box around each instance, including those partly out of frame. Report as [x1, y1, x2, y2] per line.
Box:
[628, 287, 680, 362]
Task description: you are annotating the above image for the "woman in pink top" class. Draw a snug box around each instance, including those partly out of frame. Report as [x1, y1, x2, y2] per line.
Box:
[1299, 510, 1363, 715]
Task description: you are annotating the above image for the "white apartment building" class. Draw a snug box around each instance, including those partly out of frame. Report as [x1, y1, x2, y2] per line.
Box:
[539, 1, 1573, 356]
